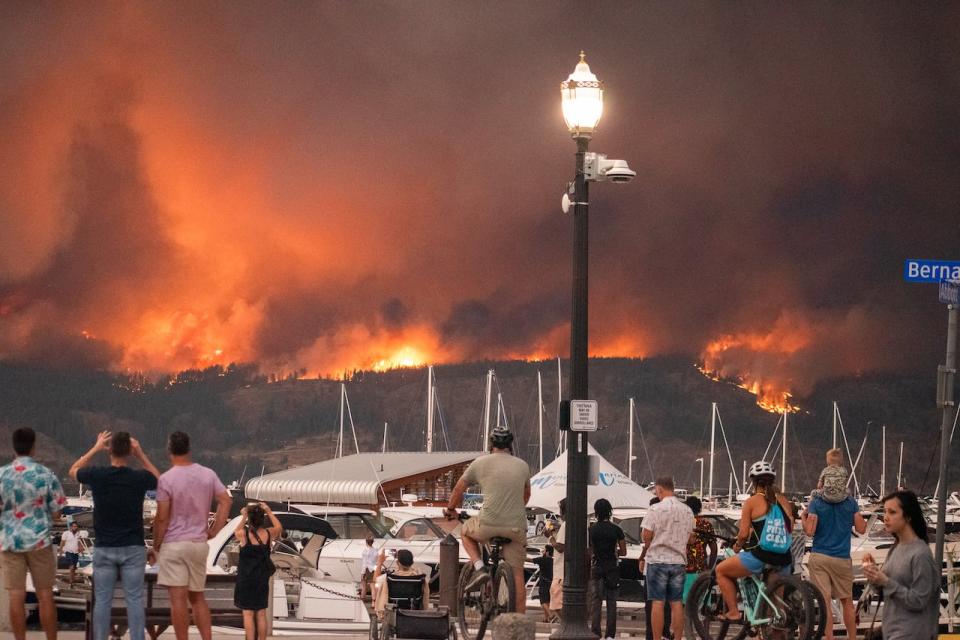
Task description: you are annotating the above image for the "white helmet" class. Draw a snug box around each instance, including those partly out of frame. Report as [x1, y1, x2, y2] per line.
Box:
[749, 460, 776, 479]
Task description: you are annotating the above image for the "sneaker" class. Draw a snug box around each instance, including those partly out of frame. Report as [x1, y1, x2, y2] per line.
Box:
[464, 566, 489, 591]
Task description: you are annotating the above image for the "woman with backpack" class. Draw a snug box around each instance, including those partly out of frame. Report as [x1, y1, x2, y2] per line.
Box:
[234, 502, 283, 640]
[714, 461, 794, 622]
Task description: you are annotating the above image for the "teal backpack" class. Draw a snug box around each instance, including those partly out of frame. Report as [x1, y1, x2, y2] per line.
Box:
[758, 503, 791, 554]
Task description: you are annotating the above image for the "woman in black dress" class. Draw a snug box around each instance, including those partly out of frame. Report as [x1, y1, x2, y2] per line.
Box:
[234, 502, 282, 640]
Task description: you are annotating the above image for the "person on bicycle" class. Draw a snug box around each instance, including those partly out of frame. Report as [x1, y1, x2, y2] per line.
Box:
[714, 460, 794, 622]
[444, 426, 531, 613]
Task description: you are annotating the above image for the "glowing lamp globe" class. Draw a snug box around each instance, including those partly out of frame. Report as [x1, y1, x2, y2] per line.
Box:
[561, 51, 604, 138]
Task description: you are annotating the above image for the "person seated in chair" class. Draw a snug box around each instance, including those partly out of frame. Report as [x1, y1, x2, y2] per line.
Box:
[374, 548, 430, 619]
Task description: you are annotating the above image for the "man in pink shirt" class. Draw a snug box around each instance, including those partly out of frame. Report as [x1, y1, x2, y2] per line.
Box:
[152, 432, 232, 640]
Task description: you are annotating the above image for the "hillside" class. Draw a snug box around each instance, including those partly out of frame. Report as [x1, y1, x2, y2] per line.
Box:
[0, 357, 951, 496]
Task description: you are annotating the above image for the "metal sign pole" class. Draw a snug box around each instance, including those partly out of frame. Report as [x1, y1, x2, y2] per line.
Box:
[935, 303, 958, 569]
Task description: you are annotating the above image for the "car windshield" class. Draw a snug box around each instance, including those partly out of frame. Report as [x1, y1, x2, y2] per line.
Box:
[390, 517, 446, 541]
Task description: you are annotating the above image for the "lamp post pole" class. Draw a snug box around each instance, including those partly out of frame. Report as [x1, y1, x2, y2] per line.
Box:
[556, 134, 594, 640]
[554, 52, 613, 640]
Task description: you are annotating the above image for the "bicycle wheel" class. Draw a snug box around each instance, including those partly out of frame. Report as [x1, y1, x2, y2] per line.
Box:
[458, 565, 492, 640]
[492, 562, 517, 614]
[802, 580, 827, 640]
[766, 575, 815, 640]
[686, 572, 750, 640]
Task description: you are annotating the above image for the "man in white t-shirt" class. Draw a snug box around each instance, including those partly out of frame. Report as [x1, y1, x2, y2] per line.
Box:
[59, 521, 82, 585]
[642, 476, 693, 640]
[360, 537, 377, 600]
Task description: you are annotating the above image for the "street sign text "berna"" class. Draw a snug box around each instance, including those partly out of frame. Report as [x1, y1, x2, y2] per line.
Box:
[904, 259, 960, 283]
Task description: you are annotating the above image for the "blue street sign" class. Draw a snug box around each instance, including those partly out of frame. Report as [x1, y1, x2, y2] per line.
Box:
[904, 259, 960, 283]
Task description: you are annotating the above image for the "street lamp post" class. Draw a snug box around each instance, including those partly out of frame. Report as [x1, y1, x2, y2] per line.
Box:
[554, 51, 605, 640]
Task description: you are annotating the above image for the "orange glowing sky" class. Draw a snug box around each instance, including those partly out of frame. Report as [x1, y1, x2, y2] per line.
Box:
[2, 2, 958, 398]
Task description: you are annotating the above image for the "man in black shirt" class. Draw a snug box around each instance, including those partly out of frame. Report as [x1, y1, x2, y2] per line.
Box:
[70, 431, 160, 640]
[531, 544, 555, 622]
[589, 498, 625, 640]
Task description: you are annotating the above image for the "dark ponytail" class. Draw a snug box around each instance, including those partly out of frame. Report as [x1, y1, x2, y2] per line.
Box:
[754, 474, 778, 506]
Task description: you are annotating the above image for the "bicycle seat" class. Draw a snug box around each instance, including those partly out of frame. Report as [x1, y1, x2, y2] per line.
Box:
[490, 536, 512, 546]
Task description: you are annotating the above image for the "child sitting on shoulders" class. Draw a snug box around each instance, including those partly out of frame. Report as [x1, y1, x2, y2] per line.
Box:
[812, 448, 849, 503]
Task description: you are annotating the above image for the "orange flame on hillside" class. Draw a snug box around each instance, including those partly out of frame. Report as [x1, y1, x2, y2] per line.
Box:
[700, 320, 811, 413]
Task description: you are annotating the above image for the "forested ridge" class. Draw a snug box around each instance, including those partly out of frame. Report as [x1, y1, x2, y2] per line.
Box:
[0, 357, 949, 495]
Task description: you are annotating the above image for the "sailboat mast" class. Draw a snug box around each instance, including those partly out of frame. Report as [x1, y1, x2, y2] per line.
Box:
[708, 402, 716, 498]
[742, 460, 747, 494]
[538, 371, 544, 471]
[628, 398, 635, 481]
[382, 422, 388, 453]
[483, 369, 493, 447]
[832, 400, 838, 449]
[426, 365, 435, 453]
[897, 441, 904, 489]
[881, 425, 886, 497]
[782, 410, 788, 493]
[338, 383, 345, 458]
[557, 357, 565, 453]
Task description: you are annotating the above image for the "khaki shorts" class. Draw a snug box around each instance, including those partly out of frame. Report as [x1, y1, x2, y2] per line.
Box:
[2, 547, 56, 590]
[460, 517, 526, 570]
[807, 552, 853, 600]
[549, 577, 563, 611]
[158, 541, 209, 591]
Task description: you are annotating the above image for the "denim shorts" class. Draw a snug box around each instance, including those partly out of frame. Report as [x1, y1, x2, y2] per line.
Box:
[737, 551, 791, 576]
[646, 563, 685, 602]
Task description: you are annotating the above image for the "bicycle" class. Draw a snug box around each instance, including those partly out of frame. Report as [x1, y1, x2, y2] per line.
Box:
[451, 512, 517, 640]
[686, 535, 815, 640]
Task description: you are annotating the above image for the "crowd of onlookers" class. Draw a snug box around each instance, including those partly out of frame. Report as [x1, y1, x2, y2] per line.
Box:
[0, 428, 245, 640]
[0, 428, 945, 640]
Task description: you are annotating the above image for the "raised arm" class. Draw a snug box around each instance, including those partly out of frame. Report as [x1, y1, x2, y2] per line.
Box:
[261, 501, 283, 539]
[69, 431, 111, 481]
[130, 437, 160, 479]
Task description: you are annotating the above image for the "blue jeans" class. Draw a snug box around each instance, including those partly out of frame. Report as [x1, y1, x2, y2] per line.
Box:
[93, 545, 147, 640]
[646, 562, 685, 602]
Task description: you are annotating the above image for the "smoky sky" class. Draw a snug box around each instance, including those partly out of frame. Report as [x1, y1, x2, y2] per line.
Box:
[1, 1, 958, 391]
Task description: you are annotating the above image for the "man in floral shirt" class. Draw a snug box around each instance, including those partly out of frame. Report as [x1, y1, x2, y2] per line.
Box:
[0, 427, 66, 640]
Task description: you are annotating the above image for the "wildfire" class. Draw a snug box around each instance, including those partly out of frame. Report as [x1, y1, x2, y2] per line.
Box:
[699, 318, 811, 414]
[369, 346, 427, 371]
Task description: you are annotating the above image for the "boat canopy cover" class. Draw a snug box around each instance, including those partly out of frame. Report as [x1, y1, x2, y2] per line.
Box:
[527, 444, 654, 513]
[244, 451, 482, 505]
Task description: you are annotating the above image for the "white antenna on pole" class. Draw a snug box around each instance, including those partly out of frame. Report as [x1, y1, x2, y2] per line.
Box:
[426, 365, 435, 453]
[742, 460, 747, 495]
[537, 371, 544, 471]
[708, 402, 716, 498]
[382, 422, 388, 453]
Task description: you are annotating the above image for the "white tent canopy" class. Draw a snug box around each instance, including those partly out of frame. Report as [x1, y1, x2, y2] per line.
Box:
[527, 443, 653, 513]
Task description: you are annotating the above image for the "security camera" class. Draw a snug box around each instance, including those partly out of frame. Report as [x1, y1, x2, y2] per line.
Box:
[583, 152, 636, 184]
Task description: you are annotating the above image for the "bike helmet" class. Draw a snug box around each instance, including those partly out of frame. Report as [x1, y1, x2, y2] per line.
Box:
[489, 426, 514, 449]
[748, 460, 776, 479]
